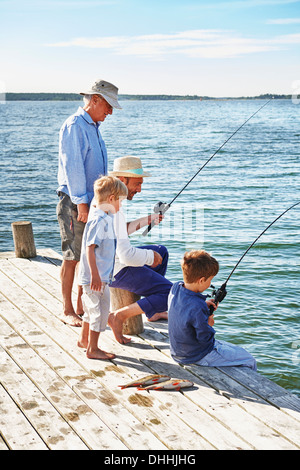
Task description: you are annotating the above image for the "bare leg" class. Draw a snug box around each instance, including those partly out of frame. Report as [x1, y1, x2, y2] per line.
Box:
[78, 323, 115, 359]
[108, 302, 143, 344]
[60, 259, 82, 326]
[78, 321, 89, 348]
[75, 264, 84, 316]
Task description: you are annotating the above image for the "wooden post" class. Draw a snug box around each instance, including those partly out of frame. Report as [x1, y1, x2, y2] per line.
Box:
[110, 287, 144, 335]
[11, 221, 37, 258]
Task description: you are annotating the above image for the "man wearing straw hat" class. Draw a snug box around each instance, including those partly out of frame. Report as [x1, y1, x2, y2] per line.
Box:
[107, 156, 173, 344]
[57, 79, 121, 327]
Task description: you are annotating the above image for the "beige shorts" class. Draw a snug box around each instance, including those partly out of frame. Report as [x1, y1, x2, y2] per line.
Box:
[56, 192, 85, 261]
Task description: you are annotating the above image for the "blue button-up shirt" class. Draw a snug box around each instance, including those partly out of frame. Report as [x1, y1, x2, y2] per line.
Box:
[78, 208, 116, 285]
[57, 107, 107, 205]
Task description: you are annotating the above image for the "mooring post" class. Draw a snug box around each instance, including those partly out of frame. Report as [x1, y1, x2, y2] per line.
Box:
[110, 287, 144, 335]
[11, 221, 37, 258]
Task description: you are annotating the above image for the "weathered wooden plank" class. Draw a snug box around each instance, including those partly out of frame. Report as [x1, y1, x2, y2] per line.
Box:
[0, 258, 63, 316]
[92, 331, 254, 449]
[1, 252, 299, 451]
[0, 295, 168, 450]
[0, 264, 229, 448]
[143, 321, 300, 407]
[0, 434, 9, 450]
[0, 384, 48, 450]
[186, 364, 300, 448]
[1, 257, 295, 448]
[140, 323, 300, 447]
[146, 320, 300, 421]
[0, 262, 216, 449]
[5, 255, 79, 316]
[0, 314, 127, 450]
[98, 332, 262, 449]
[121, 328, 299, 449]
[0, 289, 201, 450]
[37, 248, 63, 262]
[0, 310, 209, 449]
[0, 252, 16, 260]
[72, 379, 169, 450]
[27, 254, 62, 284]
[217, 366, 300, 419]
[0, 346, 88, 450]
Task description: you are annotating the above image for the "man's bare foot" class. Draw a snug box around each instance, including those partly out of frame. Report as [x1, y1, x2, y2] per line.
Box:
[77, 339, 88, 349]
[108, 312, 131, 344]
[86, 348, 116, 360]
[60, 312, 82, 327]
[148, 311, 168, 322]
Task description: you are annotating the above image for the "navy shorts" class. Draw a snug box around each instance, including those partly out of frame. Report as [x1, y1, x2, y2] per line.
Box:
[110, 245, 173, 319]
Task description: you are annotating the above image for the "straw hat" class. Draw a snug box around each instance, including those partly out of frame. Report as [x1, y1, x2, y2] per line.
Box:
[80, 79, 122, 109]
[109, 156, 151, 178]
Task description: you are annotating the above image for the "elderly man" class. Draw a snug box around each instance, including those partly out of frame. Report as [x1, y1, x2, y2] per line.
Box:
[107, 156, 173, 344]
[56, 79, 121, 326]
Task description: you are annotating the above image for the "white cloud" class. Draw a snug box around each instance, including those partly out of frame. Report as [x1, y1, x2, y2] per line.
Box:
[270, 33, 300, 43]
[267, 17, 300, 24]
[46, 29, 300, 59]
[1, 0, 116, 8]
[189, 0, 300, 9]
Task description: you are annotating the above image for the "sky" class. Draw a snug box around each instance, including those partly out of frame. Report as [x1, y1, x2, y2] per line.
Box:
[1, 0, 300, 97]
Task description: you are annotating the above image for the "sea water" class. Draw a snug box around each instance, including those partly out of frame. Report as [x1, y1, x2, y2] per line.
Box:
[0, 99, 299, 396]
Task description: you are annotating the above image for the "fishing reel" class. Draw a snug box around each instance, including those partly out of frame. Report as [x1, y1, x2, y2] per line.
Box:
[142, 201, 171, 235]
[153, 201, 170, 215]
[208, 282, 227, 315]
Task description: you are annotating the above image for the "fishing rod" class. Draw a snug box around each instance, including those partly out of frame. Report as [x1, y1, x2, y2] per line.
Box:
[208, 201, 300, 315]
[142, 98, 273, 236]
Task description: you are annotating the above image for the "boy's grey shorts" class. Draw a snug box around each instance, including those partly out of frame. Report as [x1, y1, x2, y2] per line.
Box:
[56, 192, 85, 261]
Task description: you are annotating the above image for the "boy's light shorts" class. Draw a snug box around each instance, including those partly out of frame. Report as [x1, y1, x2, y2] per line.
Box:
[194, 339, 257, 370]
[81, 284, 110, 333]
[56, 192, 85, 261]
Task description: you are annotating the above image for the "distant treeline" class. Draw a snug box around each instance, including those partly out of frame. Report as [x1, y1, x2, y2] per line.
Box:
[5, 92, 291, 101]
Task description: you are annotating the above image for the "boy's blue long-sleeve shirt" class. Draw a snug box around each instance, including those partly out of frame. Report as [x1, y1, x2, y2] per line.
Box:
[57, 107, 107, 205]
[168, 281, 216, 364]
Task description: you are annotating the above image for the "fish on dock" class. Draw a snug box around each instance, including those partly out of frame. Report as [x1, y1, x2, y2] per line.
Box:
[137, 378, 194, 391]
[118, 374, 171, 389]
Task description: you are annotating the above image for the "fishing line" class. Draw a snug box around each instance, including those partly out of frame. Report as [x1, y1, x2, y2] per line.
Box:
[142, 98, 273, 236]
[208, 201, 300, 315]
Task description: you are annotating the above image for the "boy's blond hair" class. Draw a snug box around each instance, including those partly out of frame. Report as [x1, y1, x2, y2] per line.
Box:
[181, 250, 219, 283]
[94, 175, 128, 204]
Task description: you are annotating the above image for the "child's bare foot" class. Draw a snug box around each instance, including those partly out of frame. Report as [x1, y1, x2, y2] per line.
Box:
[148, 311, 168, 322]
[86, 348, 116, 360]
[108, 312, 131, 344]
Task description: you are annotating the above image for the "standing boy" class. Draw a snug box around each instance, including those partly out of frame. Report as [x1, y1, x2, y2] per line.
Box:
[168, 250, 257, 370]
[77, 176, 127, 360]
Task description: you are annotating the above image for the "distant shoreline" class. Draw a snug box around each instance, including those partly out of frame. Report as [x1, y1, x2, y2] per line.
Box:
[5, 92, 291, 101]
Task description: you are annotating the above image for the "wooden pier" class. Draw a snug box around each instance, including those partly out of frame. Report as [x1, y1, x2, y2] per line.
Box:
[0, 248, 300, 450]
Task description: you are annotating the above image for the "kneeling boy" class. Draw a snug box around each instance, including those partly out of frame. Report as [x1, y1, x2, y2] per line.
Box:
[168, 250, 257, 370]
